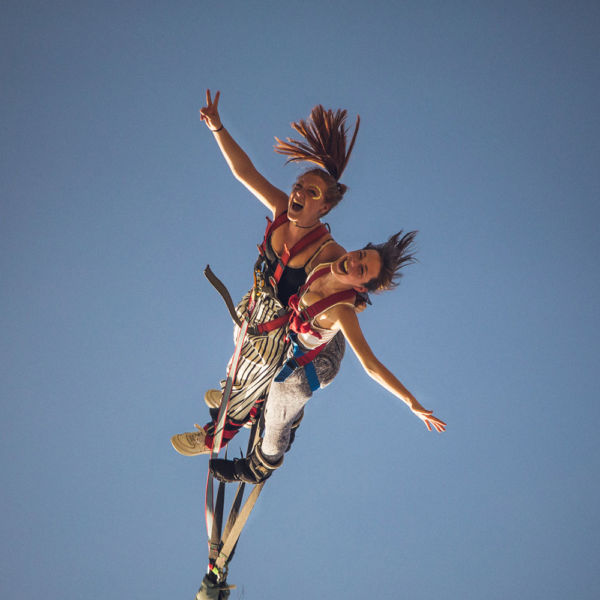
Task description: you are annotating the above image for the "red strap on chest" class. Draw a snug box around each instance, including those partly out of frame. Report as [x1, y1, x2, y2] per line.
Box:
[300, 266, 330, 291]
[262, 212, 288, 245]
[258, 212, 289, 256]
[272, 224, 329, 283]
[259, 212, 330, 285]
[288, 286, 357, 338]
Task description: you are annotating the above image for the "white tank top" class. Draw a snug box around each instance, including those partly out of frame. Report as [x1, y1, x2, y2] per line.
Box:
[295, 263, 357, 350]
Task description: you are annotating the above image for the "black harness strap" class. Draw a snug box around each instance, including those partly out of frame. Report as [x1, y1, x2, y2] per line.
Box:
[202, 266, 272, 584]
[204, 265, 243, 329]
[205, 264, 288, 337]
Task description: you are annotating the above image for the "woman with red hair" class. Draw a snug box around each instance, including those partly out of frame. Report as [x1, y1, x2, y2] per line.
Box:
[172, 90, 361, 455]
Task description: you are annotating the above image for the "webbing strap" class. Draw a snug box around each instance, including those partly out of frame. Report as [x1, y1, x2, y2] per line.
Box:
[205, 317, 249, 540]
[204, 265, 243, 329]
[253, 312, 290, 335]
[292, 289, 357, 329]
[203, 265, 268, 579]
[303, 265, 330, 287]
[212, 416, 263, 575]
[260, 212, 288, 253]
[259, 211, 331, 287]
[304, 361, 320, 392]
[215, 481, 266, 571]
[207, 477, 226, 564]
[272, 224, 329, 283]
[205, 264, 289, 339]
[220, 419, 258, 546]
[275, 359, 320, 392]
[274, 334, 325, 392]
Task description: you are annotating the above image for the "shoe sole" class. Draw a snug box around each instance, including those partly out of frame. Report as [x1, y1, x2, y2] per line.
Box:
[170, 433, 211, 456]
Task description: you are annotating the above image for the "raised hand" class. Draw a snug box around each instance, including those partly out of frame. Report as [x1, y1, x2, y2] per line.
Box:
[199, 89, 222, 131]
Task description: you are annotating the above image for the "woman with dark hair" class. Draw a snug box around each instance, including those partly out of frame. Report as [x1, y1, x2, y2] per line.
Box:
[172, 90, 361, 455]
[209, 231, 446, 485]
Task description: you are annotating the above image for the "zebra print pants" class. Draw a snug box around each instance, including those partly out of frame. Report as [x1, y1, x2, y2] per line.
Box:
[221, 290, 289, 421]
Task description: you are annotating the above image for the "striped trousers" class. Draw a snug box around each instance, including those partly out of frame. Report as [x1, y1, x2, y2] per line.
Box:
[204, 290, 288, 448]
[224, 290, 288, 420]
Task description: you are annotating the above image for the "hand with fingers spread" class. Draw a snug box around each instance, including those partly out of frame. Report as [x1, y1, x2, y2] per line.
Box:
[199, 89, 222, 131]
[412, 406, 446, 432]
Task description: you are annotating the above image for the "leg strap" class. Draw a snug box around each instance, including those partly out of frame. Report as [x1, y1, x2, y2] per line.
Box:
[274, 334, 322, 392]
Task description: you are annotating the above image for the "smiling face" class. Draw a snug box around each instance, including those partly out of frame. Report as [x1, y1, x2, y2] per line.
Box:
[331, 248, 382, 291]
[287, 173, 330, 225]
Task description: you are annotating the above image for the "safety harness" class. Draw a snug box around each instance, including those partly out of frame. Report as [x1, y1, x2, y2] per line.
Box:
[274, 265, 357, 390]
[201, 265, 356, 585]
[201, 211, 331, 587]
[256, 211, 330, 291]
[200, 217, 358, 590]
[203, 267, 264, 590]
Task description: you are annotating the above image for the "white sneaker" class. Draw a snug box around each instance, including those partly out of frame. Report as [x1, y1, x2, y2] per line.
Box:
[171, 424, 211, 456]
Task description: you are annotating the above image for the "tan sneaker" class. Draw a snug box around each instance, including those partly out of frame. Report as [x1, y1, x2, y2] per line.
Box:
[204, 389, 222, 409]
[171, 424, 211, 456]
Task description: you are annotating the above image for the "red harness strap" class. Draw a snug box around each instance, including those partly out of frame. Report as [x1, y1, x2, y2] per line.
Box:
[287, 266, 357, 339]
[251, 265, 358, 353]
[299, 265, 330, 289]
[275, 277, 358, 389]
[258, 212, 330, 285]
[252, 312, 290, 335]
[272, 224, 330, 283]
[288, 289, 357, 338]
[289, 340, 326, 366]
[258, 211, 288, 255]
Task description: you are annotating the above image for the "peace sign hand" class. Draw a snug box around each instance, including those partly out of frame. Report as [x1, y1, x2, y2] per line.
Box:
[199, 89, 222, 131]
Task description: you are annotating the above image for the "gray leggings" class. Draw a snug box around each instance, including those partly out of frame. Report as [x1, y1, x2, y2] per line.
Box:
[261, 332, 345, 461]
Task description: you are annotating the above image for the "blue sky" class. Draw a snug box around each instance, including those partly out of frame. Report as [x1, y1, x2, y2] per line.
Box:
[2, 2, 599, 599]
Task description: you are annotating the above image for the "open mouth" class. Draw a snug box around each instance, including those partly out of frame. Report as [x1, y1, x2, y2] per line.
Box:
[291, 200, 304, 211]
[339, 257, 349, 274]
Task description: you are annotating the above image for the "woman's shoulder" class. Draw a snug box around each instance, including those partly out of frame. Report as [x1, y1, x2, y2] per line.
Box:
[319, 238, 345, 260]
[305, 238, 345, 272]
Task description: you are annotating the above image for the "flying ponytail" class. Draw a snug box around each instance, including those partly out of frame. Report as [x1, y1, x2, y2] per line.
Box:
[274, 105, 360, 209]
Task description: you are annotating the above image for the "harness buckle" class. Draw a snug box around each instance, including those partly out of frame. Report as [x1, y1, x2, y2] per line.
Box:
[286, 357, 300, 371]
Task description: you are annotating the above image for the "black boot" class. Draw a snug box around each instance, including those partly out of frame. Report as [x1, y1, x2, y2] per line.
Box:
[210, 440, 283, 484]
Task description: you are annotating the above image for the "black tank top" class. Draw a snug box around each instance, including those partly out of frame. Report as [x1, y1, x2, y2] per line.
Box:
[262, 237, 307, 306]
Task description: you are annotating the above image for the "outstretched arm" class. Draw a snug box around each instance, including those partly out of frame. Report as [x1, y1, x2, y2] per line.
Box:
[200, 89, 288, 216]
[330, 305, 446, 432]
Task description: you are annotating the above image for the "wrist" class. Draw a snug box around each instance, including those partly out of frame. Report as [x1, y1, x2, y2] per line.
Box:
[406, 397, 420, 411]
[210, 124, 224, 133]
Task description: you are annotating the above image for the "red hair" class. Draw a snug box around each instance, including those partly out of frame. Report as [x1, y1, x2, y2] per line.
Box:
[274, 105, 360, 209]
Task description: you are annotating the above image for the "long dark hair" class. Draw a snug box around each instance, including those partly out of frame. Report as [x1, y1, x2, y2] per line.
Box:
[363, 230, 418, 292]
[274, 105, 360, 209]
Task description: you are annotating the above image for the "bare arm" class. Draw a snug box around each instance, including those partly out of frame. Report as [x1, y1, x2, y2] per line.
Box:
[329, 305, 446, 432]
[200, 89, 288, 216]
